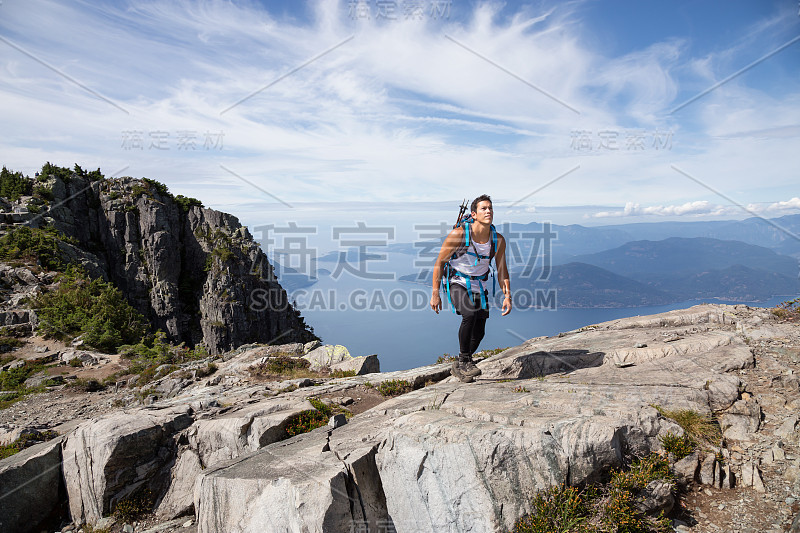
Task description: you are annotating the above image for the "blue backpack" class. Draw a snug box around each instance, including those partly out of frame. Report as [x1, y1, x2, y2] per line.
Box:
[441, 204, 498, 312]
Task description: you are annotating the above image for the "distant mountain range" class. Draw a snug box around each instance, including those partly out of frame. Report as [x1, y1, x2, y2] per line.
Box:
[571, 237, 798, 279]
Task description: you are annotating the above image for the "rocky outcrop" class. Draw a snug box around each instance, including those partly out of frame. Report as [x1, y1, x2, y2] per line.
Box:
[27, 173, 316, 354]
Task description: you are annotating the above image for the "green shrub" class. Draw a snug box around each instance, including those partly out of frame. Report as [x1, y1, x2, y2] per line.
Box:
[476, 346, 509, 358]
[0, 363, 40, 390]
[0, 337, 25, 351]
[329, 369, 357, 378]
[512, 484, 590, 533]
[0, 429, 58, 459]
[141, 178, 169, 196]
[436, 353, 456, 364]
[113, 489, 153, 522]
[659, 432, 695, 460]
[308, 397, 333, 417]
[31, 268, 148, 353]
[0, 225, 77, 271]
[251, 355, 311, 376]
[119, 334, 210, 385]
[32, 185, 54, 202]
[610, 454, 673, 493]
[73, 163, 104, 182]
[284, 409, 327, 437]
[376, 379, 413, 397]
[772, 298, 800, 320]
[175, 194, 203, 212]
[0, 166, 32, 200]
[39, 162, 73, 183]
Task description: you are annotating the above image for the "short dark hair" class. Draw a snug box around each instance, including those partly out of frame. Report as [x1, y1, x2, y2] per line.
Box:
[471, 194, 492, 214]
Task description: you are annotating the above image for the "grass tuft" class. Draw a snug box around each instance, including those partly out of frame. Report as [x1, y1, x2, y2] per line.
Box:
[652, 406, 722, 447]
[510, 454, 674, 533]
[376, 379, 413, 397]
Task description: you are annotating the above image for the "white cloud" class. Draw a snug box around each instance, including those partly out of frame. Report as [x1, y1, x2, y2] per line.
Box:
[0, 0, 796, 223]
[768, 197, 800, 211]
[589, 197, 800, 219]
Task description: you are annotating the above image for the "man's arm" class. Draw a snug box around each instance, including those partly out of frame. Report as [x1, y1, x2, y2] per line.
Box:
[430, 227, 464, 314]
[495, 234, 512, 315]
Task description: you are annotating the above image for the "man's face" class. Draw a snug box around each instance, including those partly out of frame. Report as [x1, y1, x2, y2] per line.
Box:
[472, 200, 493, 224]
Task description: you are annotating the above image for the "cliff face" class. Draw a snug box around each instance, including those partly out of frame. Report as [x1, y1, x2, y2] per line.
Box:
[38, 174, 314, 354]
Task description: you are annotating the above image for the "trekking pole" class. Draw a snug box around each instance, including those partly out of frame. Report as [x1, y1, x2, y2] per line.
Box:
[455, 199, 467, 228]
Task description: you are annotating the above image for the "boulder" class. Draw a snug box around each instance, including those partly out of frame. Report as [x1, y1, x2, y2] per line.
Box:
[304, 340, 321, 353]
[699, 453, 716, 486]
[62, 406, 193, 524]
[776, 415, 799, 441]
[330, 354, 380, 376]
[634, 480, 674, 514]
[719, 398, 761, 441]
[302, 345, 352, 370]
[672, 450, 699, 485]
[0, 437, 64, 533]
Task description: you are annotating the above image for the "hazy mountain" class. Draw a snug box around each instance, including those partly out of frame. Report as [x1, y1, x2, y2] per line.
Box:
[570, 237, 799, 279]
[594, 214, 800, 258]
[657, 264, 798, 301]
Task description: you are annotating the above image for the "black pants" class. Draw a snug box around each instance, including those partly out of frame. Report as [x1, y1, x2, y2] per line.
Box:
[450, 282, 489, 360]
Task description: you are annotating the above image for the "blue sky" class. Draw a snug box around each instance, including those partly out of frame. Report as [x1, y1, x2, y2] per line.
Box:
[1, 0, 798, 235]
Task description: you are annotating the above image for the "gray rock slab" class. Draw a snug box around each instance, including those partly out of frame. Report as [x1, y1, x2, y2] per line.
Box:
[195, 372, 694, 533]
[62, 406, 193, 524]
[195, 416, 388, 533]
[157, 397, 314, 518]
[0, 436, 64, 533]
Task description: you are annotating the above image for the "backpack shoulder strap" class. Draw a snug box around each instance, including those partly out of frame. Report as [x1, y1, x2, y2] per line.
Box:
[489, 224, 497, 261]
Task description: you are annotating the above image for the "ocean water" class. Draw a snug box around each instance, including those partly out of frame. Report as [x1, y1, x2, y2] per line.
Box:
[290, 267, 791, 372]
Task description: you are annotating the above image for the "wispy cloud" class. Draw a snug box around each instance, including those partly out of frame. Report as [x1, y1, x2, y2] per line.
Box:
[0, 0, 797, 224]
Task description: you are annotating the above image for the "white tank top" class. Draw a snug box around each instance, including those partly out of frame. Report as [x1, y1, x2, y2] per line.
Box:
[450, 238, 491, 292]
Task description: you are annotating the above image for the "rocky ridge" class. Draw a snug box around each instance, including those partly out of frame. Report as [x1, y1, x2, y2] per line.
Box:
[1, 304, 799, 533]
[0, 170, 316, 353]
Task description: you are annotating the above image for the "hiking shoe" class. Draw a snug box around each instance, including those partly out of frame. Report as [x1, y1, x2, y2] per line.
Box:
[451, 361, 475, 383]
[461, 359, 482, 378]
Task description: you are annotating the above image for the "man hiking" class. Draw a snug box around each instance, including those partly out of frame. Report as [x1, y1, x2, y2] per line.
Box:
[430, 194, 512, 382]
